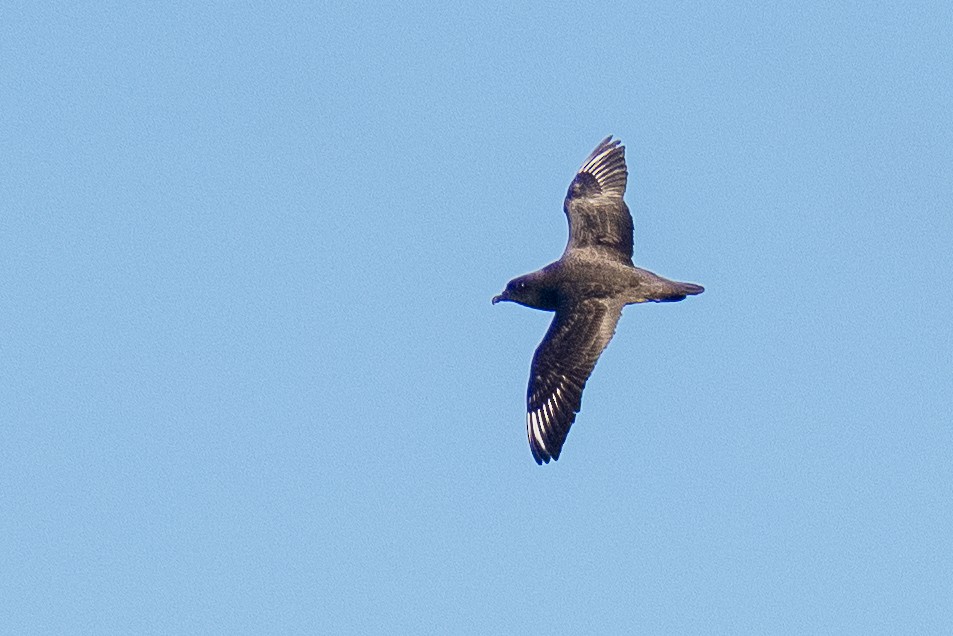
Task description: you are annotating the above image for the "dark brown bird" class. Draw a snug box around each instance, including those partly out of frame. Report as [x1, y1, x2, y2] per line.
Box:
[492, 137, 704, 464]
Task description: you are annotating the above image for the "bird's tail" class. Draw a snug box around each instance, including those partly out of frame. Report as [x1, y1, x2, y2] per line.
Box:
[651, 280, 705, 303]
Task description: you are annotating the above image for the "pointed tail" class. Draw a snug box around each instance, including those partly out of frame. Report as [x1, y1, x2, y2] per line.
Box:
[653, 280, 705, 303]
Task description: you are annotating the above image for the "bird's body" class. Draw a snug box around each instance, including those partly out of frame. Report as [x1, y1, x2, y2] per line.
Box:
[518, 256, 701, 310]
[493, 137, 703, 464]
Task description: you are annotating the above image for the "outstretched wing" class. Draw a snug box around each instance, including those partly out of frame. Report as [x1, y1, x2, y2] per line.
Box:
[526, 297, 624, 464]
[563, 136, 633, 264]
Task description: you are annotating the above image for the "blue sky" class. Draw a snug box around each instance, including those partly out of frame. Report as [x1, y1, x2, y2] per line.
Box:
[3, 2, 952, 633]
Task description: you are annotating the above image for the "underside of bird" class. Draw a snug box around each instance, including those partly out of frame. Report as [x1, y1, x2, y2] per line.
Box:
[494, 135, 704, 464]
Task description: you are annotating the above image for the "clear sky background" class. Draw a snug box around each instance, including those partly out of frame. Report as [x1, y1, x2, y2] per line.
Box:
[3, 2, 952, 634]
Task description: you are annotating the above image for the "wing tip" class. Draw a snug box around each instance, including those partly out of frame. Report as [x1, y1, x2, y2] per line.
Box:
[527, 406, 571, 465]
[575, 136, 627, 197]
[529, 439, 558, 465]
[580, 135, 622, 162]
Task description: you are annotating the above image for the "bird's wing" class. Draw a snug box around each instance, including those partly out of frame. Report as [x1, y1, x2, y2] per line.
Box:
[563, 136, 633, 264]
[526, 297, 624, 464]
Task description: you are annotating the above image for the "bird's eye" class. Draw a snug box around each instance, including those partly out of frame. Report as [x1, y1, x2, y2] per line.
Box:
[518, 281, 527, 290]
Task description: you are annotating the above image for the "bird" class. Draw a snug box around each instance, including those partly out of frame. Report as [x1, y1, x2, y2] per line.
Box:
[492, 136, 704, 464]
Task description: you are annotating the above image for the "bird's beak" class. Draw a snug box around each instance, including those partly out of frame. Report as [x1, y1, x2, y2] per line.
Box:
[492, 293, 505, 305]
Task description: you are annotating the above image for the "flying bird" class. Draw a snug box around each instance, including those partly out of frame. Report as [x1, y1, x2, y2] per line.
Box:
[493, 137, 704, 464]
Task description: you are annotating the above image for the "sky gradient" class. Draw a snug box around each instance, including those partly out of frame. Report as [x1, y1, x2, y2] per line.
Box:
[3, 2, 952, 633]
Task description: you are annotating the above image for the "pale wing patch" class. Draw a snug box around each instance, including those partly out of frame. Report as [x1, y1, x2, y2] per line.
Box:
[527, 376, 577, 462]
[574, 136, 627, 199]
[527, 410, 549, 456]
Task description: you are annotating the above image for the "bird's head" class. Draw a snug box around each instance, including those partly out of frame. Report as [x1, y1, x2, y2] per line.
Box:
[492, 273, 557, 310]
